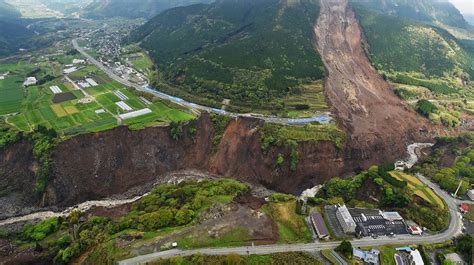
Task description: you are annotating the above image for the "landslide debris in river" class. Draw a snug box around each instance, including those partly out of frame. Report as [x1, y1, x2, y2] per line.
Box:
[314, 0, 434, 154]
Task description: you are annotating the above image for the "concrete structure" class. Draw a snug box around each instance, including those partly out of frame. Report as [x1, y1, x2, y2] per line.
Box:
[467, 189, 474, 201]
[395, 247, 424, 265]
[353, 248, 380, 265]
[309, 212, 329, 239]
[350, 208, 408, 238]
[336, 205, 356, 233]
[23, 77, 37, 87]
[382, 211, 403, 221]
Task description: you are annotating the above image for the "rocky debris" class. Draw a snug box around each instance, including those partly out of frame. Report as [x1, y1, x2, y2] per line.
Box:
[314, 0, 436, 169]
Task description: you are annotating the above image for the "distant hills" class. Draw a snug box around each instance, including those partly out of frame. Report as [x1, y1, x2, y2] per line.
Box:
[0, 0, 20, 18]
[0, 0, 35, 56]
[129, 0, 325, 110]
[351, 0, 469, 29]
[83, 0, 214, 19]
[351, 0, 474, 82]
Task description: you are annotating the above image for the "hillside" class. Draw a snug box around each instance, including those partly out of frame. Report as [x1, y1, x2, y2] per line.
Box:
[83, 0, 213, 19]
[130, 0, 325, 111]
[0, 19, 35, 56]
[351, 0, 469, 29]
[0, 0, 20, 18]
[354, 5, 474, 80]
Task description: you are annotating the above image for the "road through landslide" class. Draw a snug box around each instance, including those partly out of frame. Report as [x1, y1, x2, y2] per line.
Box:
[315, 0, 433, 160]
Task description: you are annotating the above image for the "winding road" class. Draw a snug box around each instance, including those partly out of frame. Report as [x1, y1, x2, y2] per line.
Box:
[118, 143, 465, 265]
[71, 39, 332, 125]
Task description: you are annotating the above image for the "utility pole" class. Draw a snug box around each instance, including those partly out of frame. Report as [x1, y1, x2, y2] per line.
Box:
[454, 179, 463, 197]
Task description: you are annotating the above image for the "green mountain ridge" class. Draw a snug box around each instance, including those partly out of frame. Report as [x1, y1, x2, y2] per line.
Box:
[354, 5, 474, 79]
[0, 0, 20, 18]
[351, 0, 469, 29]
[83, 0, 214, 19]
[130, 0, 325, 111]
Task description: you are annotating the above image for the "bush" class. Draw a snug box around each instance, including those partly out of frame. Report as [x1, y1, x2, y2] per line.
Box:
[23, 217, 62, 242]
[336, 240, 353, 258]
[416, 99, 438, 118]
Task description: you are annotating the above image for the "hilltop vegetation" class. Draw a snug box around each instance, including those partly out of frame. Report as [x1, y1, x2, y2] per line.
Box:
[0, 0, 20, 18]
[354, 5, 474, 80]
[130, 0, 325, 112]
[351, 0, 469, 29]
[83, 0, 213, 19]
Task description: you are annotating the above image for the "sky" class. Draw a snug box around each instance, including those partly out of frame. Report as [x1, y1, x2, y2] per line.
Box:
[449, 0, 474, 15]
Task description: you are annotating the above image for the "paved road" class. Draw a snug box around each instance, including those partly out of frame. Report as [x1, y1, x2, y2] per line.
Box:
[72, 39, 332, 125]
[119, 164, 464, 265]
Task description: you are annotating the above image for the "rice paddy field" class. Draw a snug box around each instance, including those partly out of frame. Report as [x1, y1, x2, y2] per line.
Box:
[0, 59, 195, 136]
[389, 171, 445, 209]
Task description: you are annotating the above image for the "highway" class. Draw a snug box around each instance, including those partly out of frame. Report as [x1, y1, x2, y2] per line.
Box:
[118, 145, 464, 265]
[72, 38, 332, 125]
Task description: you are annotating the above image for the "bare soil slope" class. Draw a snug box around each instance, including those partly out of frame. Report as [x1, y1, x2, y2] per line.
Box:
[315, 0, 433, 156]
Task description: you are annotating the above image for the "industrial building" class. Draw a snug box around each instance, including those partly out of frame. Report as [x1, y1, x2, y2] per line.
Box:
[349, 208, 408, 237]
[336, 205, 356, 233]
[395, 247, 424, 265]
[309, 212, 329, 239]
[353, 248, 380, 265]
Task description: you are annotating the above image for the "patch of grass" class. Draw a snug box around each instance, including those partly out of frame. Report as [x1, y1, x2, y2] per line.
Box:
[379, 246, 397, 265]
[177, 226, 252, 249]
[263, 201, 312, 243]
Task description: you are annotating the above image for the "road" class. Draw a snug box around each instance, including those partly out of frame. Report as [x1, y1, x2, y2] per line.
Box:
[72, 38, 332, 125]
[119, 146, 464, 265]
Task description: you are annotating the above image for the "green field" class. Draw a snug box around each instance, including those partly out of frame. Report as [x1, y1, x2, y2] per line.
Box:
[389, 171, 445, 209]
[1, 59, 195, 135]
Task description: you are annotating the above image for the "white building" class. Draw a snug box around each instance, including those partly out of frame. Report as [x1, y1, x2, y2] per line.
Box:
[23, 77, 37, 87]
[336, 205, 356, 233]
[353, 248, 380, 265]
[382, 211, 403, 221]
[73, 59, 85, 64]
[410, 250, 424, 265]
[467, 189, 474, 201]
[63, 66, 78, 74]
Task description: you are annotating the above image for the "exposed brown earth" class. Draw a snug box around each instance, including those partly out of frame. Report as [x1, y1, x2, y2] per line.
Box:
[0, 0, 446, 220]
[314, 0, 435, 164]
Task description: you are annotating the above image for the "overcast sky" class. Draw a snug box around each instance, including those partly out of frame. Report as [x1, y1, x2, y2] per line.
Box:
[449, 0, 474, 15]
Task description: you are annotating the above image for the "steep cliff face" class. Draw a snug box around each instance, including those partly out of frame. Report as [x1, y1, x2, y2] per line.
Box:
[0, 139, 38, 217]
[0, 113, 429, 215]
[45, 114, 345, 207]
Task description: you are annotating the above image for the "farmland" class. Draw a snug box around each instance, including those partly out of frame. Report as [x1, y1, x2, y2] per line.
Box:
[0, 57, 195, 136]
[389, 171, 445, 209]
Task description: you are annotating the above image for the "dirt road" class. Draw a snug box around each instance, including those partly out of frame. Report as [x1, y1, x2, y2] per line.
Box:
[314, 0, 432, 154]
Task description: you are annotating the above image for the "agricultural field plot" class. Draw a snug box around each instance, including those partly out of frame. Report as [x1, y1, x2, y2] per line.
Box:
[390, 171, 445, 209]
[0, 75, 26, 115]
[282, 81, 330, 118]
[1, 57, 195, 135]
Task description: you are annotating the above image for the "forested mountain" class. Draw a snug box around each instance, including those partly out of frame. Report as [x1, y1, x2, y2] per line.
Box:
[0, 1, 35, 56]
[350, 0, 474, 91]
[351, 0, 470, 29]
[129, 0, 325, 110]
[83, 0, 213, 19]
[0, 0, 20, 18]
